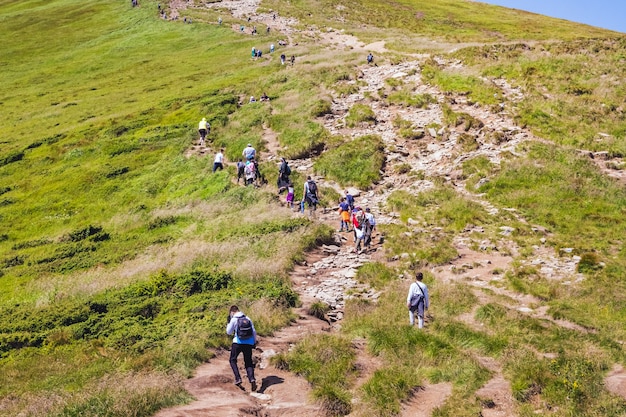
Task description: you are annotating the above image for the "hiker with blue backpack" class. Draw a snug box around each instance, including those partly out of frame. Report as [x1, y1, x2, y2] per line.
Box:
[226, 305, 258, 391]
[407, 272, 429, 329]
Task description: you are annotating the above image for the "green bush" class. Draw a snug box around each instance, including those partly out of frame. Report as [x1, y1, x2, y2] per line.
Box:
[314, 135, 385, 189]
[311, 99, 333, 117]
[308, 301, 330, 320]
[345, 104, 376, 127]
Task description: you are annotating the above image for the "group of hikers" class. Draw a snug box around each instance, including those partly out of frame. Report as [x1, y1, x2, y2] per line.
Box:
[337, 193, 377, 254]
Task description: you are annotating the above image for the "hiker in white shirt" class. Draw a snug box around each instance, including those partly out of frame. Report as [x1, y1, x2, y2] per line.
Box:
[406, 272, 429, 328]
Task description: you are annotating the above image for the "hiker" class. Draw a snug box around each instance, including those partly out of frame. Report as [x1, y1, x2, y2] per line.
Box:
[280, 53, 286, 65]
[350, 207, 361, 241]
[266, 26, 270, 34]
[240, 25, 245, 32]
[338, 197, 351, 232]
[290, 55, 295, 65]
[273, 13, 276, 20]
[407, 272, 429, 328]
[251, 47, 256, 58]
[277, 157, 291, 192]
[226, 305, 258, 391]
[367, 52, 374, 64]
[363, 207, 376, 251]
[236, 159, 245, 184]
[345, 190, 355, 211]
[353, 207, 367, 253]
[270, 43, 275, 53]
[218, 16, 222, 25]
[242, 143, 256, 161]
[260, 92, 269, 102]
[286, 182, 294, 208]
[252, 26, 257, 35]
[249, 95, 257, 103]
[198, 117, 210, 146]
[213, 148, 224, 173]
[244, 159, 257, 186]
[303, 176, 319, 213]
[257, 50, 262, 58]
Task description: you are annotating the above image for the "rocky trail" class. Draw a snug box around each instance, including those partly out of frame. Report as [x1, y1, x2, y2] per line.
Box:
[161, 1, 626, 416]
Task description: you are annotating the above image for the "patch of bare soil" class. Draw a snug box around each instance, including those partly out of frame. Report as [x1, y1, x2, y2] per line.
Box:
[400, 383, 453, 417]
[605, 364, 626, 401]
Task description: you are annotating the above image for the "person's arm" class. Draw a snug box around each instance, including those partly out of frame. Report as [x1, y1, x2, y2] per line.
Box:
[406, 283, 414, 308]
[423, 284, 429, 309]
[226, 316, 236, 335]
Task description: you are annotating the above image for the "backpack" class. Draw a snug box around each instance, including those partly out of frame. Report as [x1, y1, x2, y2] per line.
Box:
[237, 315, 253, 339]
[356, 213, 367, 228]
[284, 164, 291, 176]
[245, 162, 256, 176]
[307, 180, 317, 195]
[410, 284, 425, 307]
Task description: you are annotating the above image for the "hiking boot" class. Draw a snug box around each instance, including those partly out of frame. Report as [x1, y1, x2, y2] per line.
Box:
[234, 380, 243, 389]
[250, 381, 257, 392]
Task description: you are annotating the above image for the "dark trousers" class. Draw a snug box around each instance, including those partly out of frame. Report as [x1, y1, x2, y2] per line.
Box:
[229, 343, 255, 383]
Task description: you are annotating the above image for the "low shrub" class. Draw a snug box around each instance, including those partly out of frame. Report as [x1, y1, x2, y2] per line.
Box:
[308, 301, 330, 320]
[345, 104, 376, 127]
[314, 135, 385, 189]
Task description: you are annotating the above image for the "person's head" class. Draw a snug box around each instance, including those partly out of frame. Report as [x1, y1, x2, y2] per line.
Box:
[307, 175, 311, 181]
[365, 207, 370, 213]
[247, 143, 252, 148]
[415, 272, 423, 281]
[229, 305, 240, 314]
[202, 117, 206, 121]
[340, 197, 345, 202]
[345, 190, 349, 195]
[220, 148, 224, 153]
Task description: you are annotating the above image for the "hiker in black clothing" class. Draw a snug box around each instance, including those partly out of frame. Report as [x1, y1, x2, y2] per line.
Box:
[367, 52, 374, 64]
[277, 157, 291, 193]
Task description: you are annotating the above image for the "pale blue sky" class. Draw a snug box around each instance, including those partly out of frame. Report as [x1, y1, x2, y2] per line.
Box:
[478, 0, 626, 34]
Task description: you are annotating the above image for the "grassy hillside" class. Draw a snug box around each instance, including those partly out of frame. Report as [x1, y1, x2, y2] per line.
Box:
[1, 0, 625, 415]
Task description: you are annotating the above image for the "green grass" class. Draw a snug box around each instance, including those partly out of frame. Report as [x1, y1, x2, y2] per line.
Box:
[314, 135, 385, 189]
[452, 39, 626, 153]
[345, 103, 376, 127]
[263, 0, 617, 45]
[277, 334, 356, 415]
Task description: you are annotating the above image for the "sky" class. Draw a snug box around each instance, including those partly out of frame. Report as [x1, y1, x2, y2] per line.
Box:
[478, 0, 626, 34]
